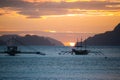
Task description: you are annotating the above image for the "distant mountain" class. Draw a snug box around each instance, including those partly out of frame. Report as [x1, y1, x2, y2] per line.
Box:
[76, 23, 120, 46]
[0, 34, 64, 46]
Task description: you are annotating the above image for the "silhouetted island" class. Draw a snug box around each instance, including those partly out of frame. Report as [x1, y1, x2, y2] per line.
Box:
[0, 34, 64, 46]
[76, 23, 120, 46]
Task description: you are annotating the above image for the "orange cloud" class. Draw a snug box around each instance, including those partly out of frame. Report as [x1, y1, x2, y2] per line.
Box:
[22, 0, 62, 2]
[0, 0, 120, 18]
[106, 4, 120, 8]
[22, 0, 120, 3]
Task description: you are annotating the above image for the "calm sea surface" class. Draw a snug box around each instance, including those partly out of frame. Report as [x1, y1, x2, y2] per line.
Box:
[0, 46, 120, 80]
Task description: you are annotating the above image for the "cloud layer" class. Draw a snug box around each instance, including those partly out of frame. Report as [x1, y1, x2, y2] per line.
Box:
[0, 0, 120, 18]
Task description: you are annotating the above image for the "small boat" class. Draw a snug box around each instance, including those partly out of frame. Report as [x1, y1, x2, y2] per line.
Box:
[0, 45, 46, 56]
[72, 37, 89, 55]
[72, 49, 89, 55]
[0, 37, 45, 56]
[4, 46, 21, 56]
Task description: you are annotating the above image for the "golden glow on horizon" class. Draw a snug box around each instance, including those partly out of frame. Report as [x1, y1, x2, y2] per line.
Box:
[44, 30, 57, 33]
[64, 42, 75, 46]
[64, 42, 69, 46]
[69, 42, 75, 46]
[65, 0, 81, 2]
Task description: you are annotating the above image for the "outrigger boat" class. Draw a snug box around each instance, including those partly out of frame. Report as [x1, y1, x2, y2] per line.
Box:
[72, 49, 89, 55]
[72, 38, 89, 55]
[0, 46, 45, 56]
[0, 37, 45, 56]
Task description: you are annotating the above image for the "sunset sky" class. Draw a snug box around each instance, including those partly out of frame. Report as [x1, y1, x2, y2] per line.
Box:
[0, 0, 120, 46]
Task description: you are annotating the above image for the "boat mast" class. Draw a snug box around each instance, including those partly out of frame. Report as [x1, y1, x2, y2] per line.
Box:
[84, 38, 86, 50]
[81, 37, 82, 50]
[76, 38, 78, 48]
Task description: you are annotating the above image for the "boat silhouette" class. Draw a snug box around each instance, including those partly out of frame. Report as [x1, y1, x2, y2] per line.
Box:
[72, 38, 89, 55]
[0, 37, 45, 56]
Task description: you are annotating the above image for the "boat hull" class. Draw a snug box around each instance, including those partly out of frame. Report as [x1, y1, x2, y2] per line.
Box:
[72, 49, 89, 55]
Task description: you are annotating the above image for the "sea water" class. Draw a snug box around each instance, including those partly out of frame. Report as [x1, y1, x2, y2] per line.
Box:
[0, 46, 120, 80]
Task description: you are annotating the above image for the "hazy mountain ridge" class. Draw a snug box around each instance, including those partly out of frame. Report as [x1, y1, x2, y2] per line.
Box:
[76, 23, 120, 46]
[0, 34, 64, 46]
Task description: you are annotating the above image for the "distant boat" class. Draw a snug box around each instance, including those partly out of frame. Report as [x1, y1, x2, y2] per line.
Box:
[72, 49, 89, 55]
[72, 37, 89, 55]
[0, 46, 45, 56]
[0, 37, 45, 56]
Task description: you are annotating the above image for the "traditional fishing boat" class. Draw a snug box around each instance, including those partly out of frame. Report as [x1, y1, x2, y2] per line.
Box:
[72, 38, 89, 55]
[72, 49, 89, 55]
[0, 37, 45, 56]
[0, 46, 45, 56]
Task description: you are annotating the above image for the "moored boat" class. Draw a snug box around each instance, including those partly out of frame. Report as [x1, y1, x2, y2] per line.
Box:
[72, 49, 89, 55]
[72, 37, 89, 55]
[0, 37, 46, 56]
